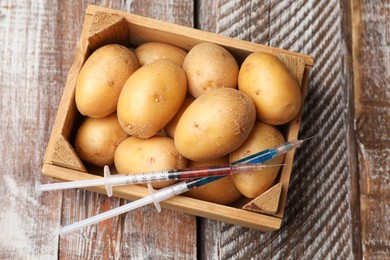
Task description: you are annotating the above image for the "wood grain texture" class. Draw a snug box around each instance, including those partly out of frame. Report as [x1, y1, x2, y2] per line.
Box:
[51, 134, 86, 171]
[196, 0, 357, 258]
[88, 11, 130, 50]
[243, 183, 282, 214]
[56, 1, 197, 259]
[351, 0, 390, 258]
[0, 1, 65, 258]
[196, 0, 270, 44]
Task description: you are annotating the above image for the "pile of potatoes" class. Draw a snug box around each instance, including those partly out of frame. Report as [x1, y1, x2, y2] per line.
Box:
[73, 41, 301, 205]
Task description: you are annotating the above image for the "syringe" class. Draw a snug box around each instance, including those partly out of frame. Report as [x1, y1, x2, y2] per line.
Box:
[37, 163, 279, 197]
[60, 176, 237, 235]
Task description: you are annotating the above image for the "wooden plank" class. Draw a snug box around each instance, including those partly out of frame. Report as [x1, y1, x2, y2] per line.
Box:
[55, 1, 197, 259]
[351, 0, 390, 259]
[196, 0, 358, 258]
[339, 0, 363, 257]
[123, 0, 194, 26]
[0, 0, 65, 258]
[196, 0, 270, 44]
[120, 206, 197, 259]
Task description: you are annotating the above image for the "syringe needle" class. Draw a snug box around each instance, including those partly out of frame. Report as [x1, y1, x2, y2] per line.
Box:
[300, 134, 319, 142]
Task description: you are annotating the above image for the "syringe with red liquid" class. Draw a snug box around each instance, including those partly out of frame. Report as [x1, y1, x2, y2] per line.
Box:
[37, 163, 281, 197]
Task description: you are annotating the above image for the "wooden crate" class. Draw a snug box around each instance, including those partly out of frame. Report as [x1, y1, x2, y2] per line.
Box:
[42, 5, 313, 231]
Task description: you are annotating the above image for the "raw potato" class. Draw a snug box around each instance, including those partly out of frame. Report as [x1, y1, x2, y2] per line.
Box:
[229, 121, 285, 198]
[117, 59, 187, 138]
[238, 52, 301, 125]
[183, 42, 239, 98]
[165, 96, 195, 138]
[114, 136, 187, 189]
[174, 88, 256, 161]
[74, 113, 129, 167]
[184, 157, 242, 205]
[75, 44, 139, 118]
[135, 42, 187, 66]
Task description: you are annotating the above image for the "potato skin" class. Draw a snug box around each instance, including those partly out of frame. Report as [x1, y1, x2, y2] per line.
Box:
[238, 52, 301, 125]
[74, 113, 129, 167]
[164, 96, 194, 138]
[75, 44, 139, 118]
[229, 121, 285, 198]
[117, 59, 187, 138]
[183, 42, 239, 98]
[135, 42, 187, 66]
[174, 88, 256, 161]
[114, 136, 187, 188]
[184, 157, 242, 205]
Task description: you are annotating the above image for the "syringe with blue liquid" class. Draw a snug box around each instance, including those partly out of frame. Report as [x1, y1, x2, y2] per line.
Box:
[232, 137, 315, 165]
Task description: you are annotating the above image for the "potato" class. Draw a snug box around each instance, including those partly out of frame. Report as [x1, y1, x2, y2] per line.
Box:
[238, 52, 301, 125]
[229, 121, 285, 198]
[174, 88, 256, 161]
[135, 42, 187, 66]
[117, 59, 187, 138]
[114, 136, 187, 188]
[184, 157, 242, 205]
[74, 113, 129, 167]
[164, 96, 194, 138]
[183, 42, 239, 98]
[75, 44, 139, 118]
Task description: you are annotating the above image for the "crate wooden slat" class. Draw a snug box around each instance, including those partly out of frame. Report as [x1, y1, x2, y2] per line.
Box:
[42, 5, 313, 231]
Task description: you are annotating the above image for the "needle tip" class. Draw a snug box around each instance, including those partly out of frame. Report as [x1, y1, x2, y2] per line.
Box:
[301, 134, 319, 142]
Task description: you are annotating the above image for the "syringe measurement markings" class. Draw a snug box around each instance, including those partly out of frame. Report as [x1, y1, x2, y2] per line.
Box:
[123, 171, 170, 185]
[122, 167, 233, 185]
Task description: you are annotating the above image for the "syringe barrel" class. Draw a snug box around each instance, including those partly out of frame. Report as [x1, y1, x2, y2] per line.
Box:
[108, 166, 232, 186]
[186, 176, 224, 189]
[167, 166, 231, 179]
[274, 139, 303, 155]
[108, 172, 167, 185]
[231, 149, 275, 165]
[230, 163, 267, 174]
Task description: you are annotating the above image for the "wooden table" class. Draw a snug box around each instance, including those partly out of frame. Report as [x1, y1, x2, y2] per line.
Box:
[1, 1, 388, 259]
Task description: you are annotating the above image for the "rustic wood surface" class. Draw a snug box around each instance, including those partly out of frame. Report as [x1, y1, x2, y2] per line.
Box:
[0, 0, 388, 259]
[351, 1, 390, 259]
